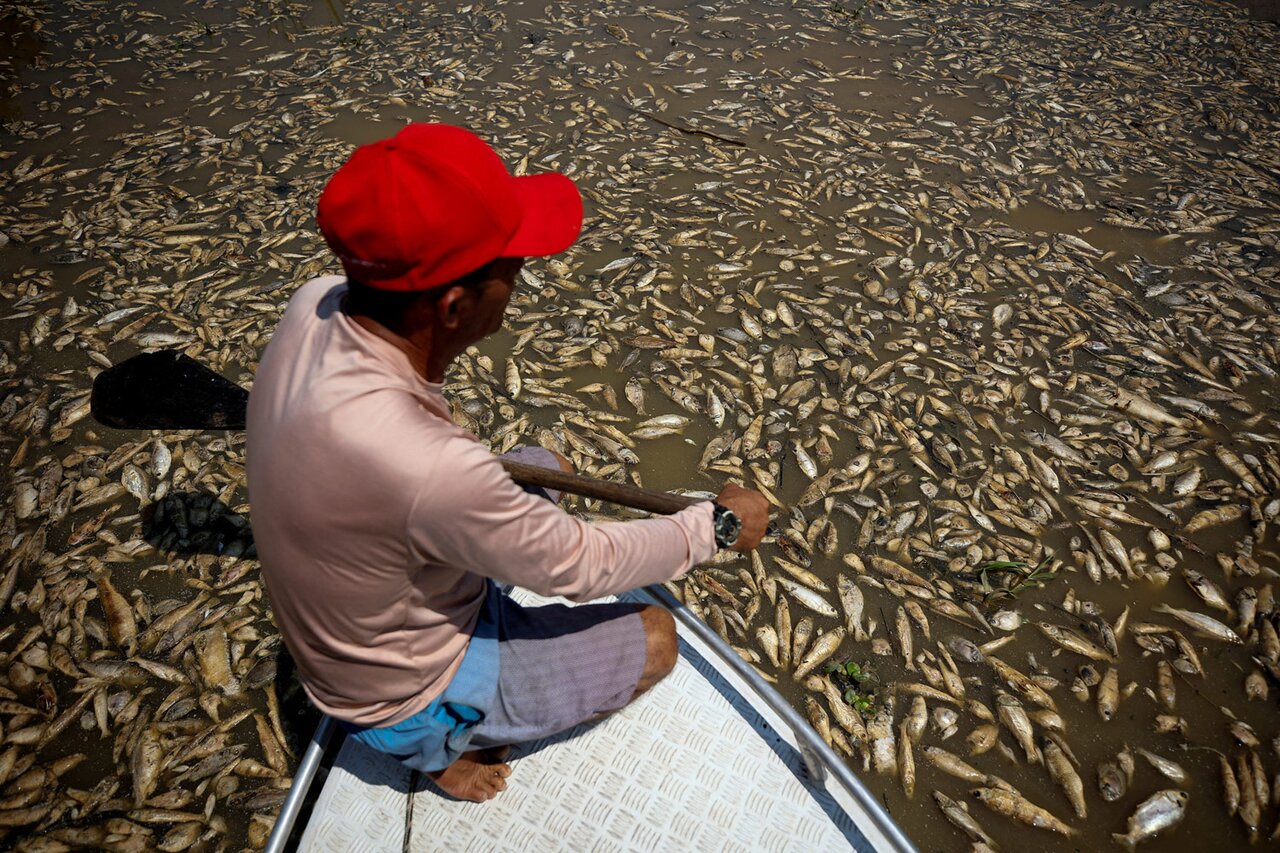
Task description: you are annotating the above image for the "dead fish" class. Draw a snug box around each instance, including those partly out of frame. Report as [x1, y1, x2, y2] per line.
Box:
[971, 787, 1076, 836]
[1042, 736, 1087, 818]
[1156, 661, 1176, 712]
[775, 577, 838, 618]
[774, 558, 830, 593]
[924, 746, 991, 785]
[1237, 753, 1261, 835]
[624, 377, 646, 414]
[1098, 760, 1128, 802]
[1182, 568, 1231, 613]
[837, 574, 868, 641]
[1171, 468, 1201, 497]
[756, 625, 781, 668]
[1037, 622, 1114, 661]
[1214, 444, 1264, 495]
[1097, 666, 1120, 721]
[791, 616, 814, 667]
[793, 628, 846, 680]
[94, 571, 137, 652]
[966, 725, 1000, 756]
[933, 790, 997, 847]
[805, 675, 866, 742]
[898, 720, 916, 798]
[868, 702, 898, 776]
[988, 656, 1057, 711]
[121, 463, 149, 502]
[7, 3, 1280, 841]
[131, 725, 165, 806]
[996, 693, 1040, 764]
[1136, 748, 1188, 784]
[1112, 789, 1188, 850]
[895, 682, 963, 707]
[1153, 604, 1242, 643]
[196, 625, 240, 694]
[805, 695, 832, 745]
[1236, 581, 1260, 622]
[1183, 504, 1246, 534]
[896, 605, 915, 671]
[1219, 755, 1240, 817]
[896, 696, 923, 744]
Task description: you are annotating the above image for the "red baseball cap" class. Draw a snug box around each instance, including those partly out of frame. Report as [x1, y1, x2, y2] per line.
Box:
[316, 124, 583, 291]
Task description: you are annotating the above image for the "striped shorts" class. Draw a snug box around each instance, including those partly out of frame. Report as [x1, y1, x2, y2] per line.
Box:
[465, 588, 647, 750]
[469, 445, 648, 749]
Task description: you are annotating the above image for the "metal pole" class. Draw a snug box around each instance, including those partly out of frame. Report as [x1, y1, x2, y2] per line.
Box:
[644, 584, 919, 853]
[265, 714, 339, 853]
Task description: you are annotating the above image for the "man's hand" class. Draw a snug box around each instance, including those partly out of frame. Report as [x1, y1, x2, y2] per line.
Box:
[714, 483, 770, 552]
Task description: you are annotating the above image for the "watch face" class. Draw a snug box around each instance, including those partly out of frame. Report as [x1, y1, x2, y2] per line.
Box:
[714, 506, 742, 547]
[727, 513, 742, 537]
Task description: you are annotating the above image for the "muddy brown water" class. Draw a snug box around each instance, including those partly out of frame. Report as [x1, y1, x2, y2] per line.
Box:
[1, 0, 1278, 850]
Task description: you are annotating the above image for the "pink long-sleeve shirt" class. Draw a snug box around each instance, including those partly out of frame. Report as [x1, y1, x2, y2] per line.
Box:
[246, 276, 715, 727]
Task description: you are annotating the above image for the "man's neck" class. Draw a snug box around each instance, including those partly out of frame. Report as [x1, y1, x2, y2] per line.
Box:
[347, 312, 449, 383]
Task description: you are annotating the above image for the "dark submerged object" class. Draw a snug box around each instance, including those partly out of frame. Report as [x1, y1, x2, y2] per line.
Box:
[91, 350, 248, 430]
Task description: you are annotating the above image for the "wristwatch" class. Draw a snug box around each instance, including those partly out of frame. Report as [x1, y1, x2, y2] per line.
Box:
[711, 502, 742, 550]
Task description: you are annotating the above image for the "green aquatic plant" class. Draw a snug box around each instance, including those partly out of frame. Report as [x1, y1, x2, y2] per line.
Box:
[824, 659, 878, 714]
[977, 552, 1060, 602]
[843, 690, 874, 714]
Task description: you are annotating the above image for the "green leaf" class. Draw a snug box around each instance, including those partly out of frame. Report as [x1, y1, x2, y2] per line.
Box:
[845, 662, 862, 677]
[843, 688, 859, 705]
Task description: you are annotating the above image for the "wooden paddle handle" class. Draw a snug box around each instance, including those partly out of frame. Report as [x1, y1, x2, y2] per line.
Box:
[499, 459, 705, 515]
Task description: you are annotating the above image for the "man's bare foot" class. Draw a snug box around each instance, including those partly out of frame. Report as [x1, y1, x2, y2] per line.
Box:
[427, 746, 512, 802]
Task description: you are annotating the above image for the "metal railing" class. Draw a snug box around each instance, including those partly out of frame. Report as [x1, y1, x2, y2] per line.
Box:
[264, 714, 337, 853]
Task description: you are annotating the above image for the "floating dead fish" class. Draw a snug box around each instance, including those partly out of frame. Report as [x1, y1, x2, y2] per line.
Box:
[1, 2, 1278, 850]
[1112, 789, 1188, 849]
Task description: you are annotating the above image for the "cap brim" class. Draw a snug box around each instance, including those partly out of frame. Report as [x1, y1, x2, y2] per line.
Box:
[503, 173, 583, 257]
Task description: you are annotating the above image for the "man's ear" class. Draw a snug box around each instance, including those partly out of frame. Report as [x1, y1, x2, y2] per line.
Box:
[433, 285, 470, 330]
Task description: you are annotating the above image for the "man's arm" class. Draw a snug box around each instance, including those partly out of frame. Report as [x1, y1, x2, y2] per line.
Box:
[515, 447, 769, 554]
[408, 439, 717, 601]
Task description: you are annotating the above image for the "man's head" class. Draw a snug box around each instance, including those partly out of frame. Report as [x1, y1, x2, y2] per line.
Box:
[315, 124, 579, 352]
[344, 256, 524, 361]
[318, 124, 581, 292]
[320, 122, 581, 308]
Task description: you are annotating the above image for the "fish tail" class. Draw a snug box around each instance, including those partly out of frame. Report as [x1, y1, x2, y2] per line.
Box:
[1111, 832, 1134, 850]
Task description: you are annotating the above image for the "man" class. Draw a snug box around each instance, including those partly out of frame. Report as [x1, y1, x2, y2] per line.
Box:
[246, 124, 769, 803]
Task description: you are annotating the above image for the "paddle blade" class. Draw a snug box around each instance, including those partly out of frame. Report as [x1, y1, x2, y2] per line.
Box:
[91, 351, 248, 430]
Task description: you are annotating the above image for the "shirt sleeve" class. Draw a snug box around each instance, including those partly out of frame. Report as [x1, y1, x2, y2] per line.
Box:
[407, 437, 717, 601]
